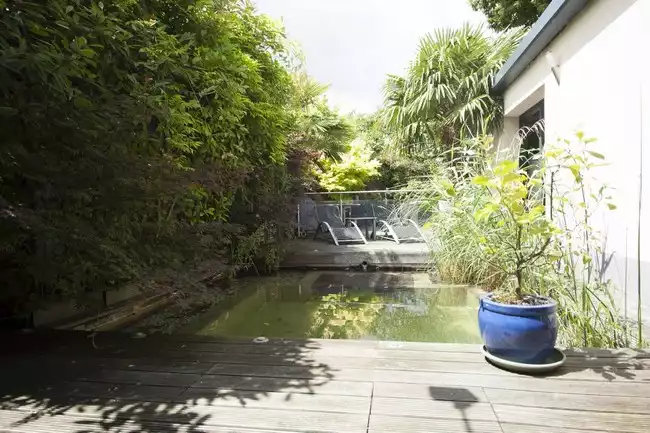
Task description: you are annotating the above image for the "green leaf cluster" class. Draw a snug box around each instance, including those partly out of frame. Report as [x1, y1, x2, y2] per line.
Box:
[472, 158, 560, 297]
[469, 0, 551, 31]
[0, 0, 297, 309]
[381, 24, 524, 155]
[314, 138, 381, 192]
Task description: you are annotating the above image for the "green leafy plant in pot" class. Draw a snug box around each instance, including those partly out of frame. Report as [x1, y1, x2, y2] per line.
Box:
[471, 144, 563, 363]
[472, 131, 617, 362]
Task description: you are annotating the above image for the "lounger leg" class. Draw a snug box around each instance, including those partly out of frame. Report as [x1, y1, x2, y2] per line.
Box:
[349, 221, 368, 244]
[379, 220, 400, 244]
[408, 219, 427, 244]
[322, 221, 340, 246]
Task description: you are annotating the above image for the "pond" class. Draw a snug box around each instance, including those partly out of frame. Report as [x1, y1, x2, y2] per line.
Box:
[166, 271, 482, 343]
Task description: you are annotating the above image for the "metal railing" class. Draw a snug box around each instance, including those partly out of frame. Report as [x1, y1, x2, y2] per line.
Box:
[296, 189, 429, 236]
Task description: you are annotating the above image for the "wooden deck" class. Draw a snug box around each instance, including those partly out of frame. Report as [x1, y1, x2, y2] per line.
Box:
[281, 239, 430, 269]
[1, 331, 650, 432]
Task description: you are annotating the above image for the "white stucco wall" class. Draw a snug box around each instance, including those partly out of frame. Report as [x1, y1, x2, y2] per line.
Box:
[499, 0, 650, 332]
[493, 117, 520, 160]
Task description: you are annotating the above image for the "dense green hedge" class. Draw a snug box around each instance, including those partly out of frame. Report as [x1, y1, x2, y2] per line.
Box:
[0, 0, 296, 313]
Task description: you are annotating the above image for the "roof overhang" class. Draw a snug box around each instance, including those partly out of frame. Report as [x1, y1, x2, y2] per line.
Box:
[491, 0, 589, 95]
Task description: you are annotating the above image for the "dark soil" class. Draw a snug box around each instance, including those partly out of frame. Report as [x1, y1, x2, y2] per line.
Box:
[491, 293, 552, 306]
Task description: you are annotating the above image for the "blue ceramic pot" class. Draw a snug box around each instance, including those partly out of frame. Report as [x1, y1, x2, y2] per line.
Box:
[478, 293, 558, 363]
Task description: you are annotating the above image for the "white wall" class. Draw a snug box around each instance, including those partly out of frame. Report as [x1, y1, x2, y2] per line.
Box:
[493, 117, 520, 161]
[500, 0, 650, 332]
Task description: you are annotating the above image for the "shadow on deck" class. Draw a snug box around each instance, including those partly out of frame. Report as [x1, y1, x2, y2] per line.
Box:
[281, 239, 430, 270]
[1, 331, 650, 432]
[0, 331, 345, 432]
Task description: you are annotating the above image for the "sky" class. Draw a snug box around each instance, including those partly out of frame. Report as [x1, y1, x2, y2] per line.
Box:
[254, 0, 486, 114]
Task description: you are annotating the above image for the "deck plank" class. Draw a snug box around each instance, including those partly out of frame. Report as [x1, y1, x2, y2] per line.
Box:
[190, 375, 373, 397]
[203, 360, 650, 386]
[6, 330, 650, 357]
[493, 404, 650, 433]
[499, 423, 609, 433]
[176, 389, 371, 414]
[368, 414, 503, 433]
[372, 382, 489, 401]
[0, 409, 298, 433]
[371, 396, 497, 421]
[75, 370, 202, 388]
[6, 350, 650, 385]
[484, 388, 650, 415]
[0, 400, 369, 433]
[369, 370, 650, 396]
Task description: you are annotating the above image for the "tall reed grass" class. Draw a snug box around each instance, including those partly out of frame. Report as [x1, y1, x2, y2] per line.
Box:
[398, 131, 640, 348]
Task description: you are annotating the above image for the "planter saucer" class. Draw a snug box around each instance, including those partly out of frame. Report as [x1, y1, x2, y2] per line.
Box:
[481, 345, 566, 374]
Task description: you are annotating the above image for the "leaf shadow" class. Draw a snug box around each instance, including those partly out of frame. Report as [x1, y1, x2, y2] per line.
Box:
[0, 330, 339, 433]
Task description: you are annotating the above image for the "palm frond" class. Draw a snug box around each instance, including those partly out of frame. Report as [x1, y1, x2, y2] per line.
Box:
[381, 24, 524, 154]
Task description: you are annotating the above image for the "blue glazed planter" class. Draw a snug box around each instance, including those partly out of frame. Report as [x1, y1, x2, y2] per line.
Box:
[478, 293, 558, 364]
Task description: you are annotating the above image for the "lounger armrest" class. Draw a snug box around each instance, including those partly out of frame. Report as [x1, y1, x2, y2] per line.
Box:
[321, 221, 339, 245]
[348, 221, 368, 244]
[378, 220, 400, 244]
[408, 219, 428, 244]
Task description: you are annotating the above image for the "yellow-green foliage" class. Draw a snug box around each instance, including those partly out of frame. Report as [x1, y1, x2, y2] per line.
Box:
[315, 138, 381, 191]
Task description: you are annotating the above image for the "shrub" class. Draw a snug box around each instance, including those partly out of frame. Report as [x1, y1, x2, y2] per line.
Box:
[405, 133, 637, 347]
[0, 0, 296, 312]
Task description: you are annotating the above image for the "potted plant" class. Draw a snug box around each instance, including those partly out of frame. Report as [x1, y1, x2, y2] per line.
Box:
[471, 156, 562, 364]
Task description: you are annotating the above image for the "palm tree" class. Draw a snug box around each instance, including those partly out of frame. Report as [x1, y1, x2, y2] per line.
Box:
[382, 24, 524, 155]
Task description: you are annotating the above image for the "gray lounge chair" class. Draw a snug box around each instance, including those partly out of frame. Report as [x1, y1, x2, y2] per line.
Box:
[314, 204, 367, 245]
[374, 204, 426, 244]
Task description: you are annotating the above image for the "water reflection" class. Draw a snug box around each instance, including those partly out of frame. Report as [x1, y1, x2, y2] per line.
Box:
[182, 271, 481, 343]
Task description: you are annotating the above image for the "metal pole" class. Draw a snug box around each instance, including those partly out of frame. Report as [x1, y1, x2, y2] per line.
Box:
[339, 193, 344, 221]
[296, 203, 301, 237]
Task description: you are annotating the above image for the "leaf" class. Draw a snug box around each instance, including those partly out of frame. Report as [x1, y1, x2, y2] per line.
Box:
[606, 203, 617, 210]
[587, 150, 605, 160]
[0, 106, 18, 116]
[529, 205, 546, 216]
[474, 203, 498, 221]
[502, 172, 523, 184]
[472, 175, 489, 186]
[494, 160, 518, 176]
[29, 24, 49, 37]
[73, 96, 92, 108]
[568, 164, 581, 180]
[544, 148, 563, 158]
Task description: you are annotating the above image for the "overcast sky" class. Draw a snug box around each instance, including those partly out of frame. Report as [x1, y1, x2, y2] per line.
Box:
[254, 0, 486, 114]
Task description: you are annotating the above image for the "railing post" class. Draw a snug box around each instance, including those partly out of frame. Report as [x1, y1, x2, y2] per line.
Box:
[296, 202, 301, 237]
[339, 193, 344, 221]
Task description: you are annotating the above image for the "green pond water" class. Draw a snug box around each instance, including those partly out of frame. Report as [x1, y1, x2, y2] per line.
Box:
[180, 271, 482, 343]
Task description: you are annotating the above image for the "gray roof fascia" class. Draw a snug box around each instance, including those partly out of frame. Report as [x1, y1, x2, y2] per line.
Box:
[492, 0, 589, 95]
